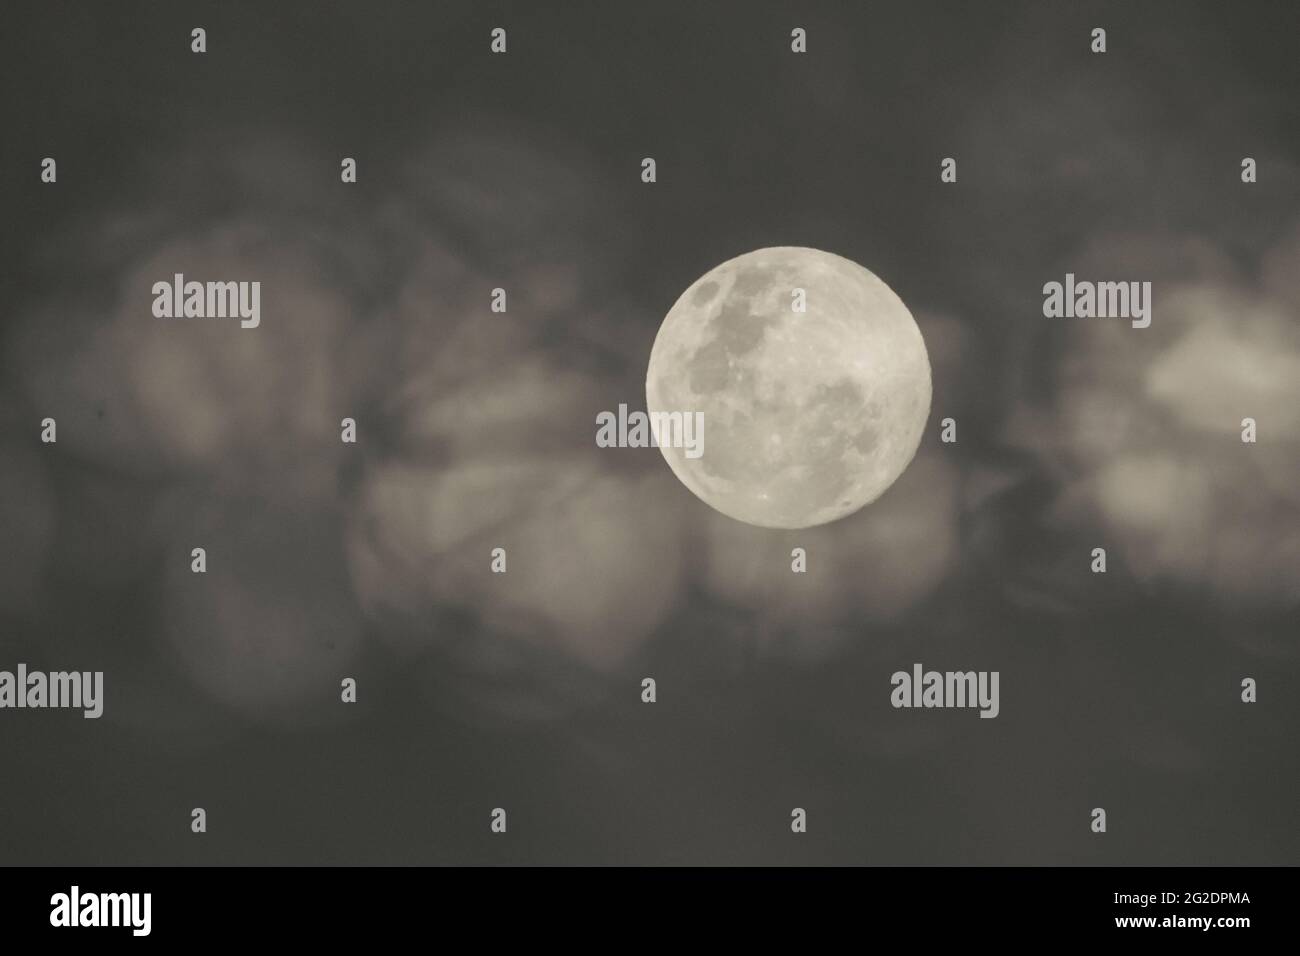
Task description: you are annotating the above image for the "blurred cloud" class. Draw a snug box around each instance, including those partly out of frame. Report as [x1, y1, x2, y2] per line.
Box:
[347, 456, 687, 673]
[1026, 227, 1300, 611]
[699, 450, 960, 660]
[159, 493, 364, 726]
[4, 129, 682, 724]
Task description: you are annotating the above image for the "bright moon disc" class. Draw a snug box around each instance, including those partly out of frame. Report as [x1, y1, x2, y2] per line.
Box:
[646, 246, 931, 529]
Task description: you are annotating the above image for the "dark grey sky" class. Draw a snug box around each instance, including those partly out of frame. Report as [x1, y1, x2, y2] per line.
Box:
[1, 0, 1298, 865]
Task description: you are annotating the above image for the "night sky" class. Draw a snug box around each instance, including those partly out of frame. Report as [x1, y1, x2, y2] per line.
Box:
[1, 0, 1298, 865]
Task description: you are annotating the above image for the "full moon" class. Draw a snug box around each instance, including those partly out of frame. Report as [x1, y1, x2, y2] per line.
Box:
[645, 246, 931, 529]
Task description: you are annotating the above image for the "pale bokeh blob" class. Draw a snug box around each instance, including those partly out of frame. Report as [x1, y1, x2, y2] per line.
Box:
[7, 220, 357, 500]
[346, 459, 687, 674]
[1029, 229, 1300, 613]
[699, 450, 959, 659]
[159, 496, 365, 726]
